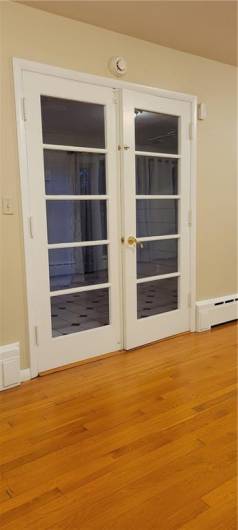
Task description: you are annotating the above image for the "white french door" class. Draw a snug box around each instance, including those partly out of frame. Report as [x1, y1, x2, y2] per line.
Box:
[23, 72, 122, 372]
[19, 70, 193, 373]
[121, 90, 191, 349]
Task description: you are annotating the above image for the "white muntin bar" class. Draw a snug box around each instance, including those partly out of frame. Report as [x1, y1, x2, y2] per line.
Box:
[43, 144, 107, 154]
[48, 240, 109, 249]
[136, 272, 180, 284]
[136, 234, 180, 242]
[135, 151, 180, 159]
[136, 195, 180, 200]
[50, 282, 110, 297]
[45, 195, 108, 201]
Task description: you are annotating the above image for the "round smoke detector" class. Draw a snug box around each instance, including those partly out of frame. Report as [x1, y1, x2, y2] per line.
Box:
[108, 56, 127, 77]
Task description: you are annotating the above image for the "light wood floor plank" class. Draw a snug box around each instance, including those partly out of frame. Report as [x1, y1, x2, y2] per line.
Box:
[0, 322, 237, 529]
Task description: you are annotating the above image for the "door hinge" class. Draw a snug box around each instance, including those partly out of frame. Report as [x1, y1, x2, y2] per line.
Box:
[188, 209, 192, 227]
[187, 292, 192, 308]
[28, 216, 34, 238]
[34, 325, 39, 346]
[21, 97, 27, 122]
[189, 122, 193, 140]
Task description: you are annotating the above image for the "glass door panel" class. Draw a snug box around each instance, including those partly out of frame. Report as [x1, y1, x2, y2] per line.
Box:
[21, 70, 191, 371]
[122, 89, 190, 348]
[136, 157, 178, 195]
[46, 200, 107, 243]
[44, 151, 106, 195]
[41, 96, 111, 339]
[137, 239, 178, 278]
[136, 199, 178, 237]
[22, 70, 121, 371]
[51, 288, 109, 337]
[135, 106, 180, 320]
[135, 109, 178, 154]
[49, 245, 108, 291]
[41, 96, 105, 148]
[137, 277, 178, 318]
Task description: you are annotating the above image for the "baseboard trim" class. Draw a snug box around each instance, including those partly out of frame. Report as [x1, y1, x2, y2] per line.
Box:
[196, 294, 238, 331]
[20, 368, 31, 382]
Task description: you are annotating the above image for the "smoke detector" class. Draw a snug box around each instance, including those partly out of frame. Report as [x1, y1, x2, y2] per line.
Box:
[108, 56, 127, 77]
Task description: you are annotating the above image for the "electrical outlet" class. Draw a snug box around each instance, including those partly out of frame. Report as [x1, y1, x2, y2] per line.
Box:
[2, 197, 14, 215]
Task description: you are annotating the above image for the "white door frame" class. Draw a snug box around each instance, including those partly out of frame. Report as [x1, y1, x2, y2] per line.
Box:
[13, 57, 197, 378]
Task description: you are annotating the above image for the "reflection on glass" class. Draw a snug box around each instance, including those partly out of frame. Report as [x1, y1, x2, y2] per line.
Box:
[137, 239, 178, 279]
[41, 96, 105, 148]
[46, 200, 107, 244]
[51, 288, 109, 336]
[136, 199, 178, 237]
[135, 109, 178, 154]
[49, 245, 108, 291]
[136, 156, 178, 195]
[44, 151, 106, 195]
[137, 277, 178, 319]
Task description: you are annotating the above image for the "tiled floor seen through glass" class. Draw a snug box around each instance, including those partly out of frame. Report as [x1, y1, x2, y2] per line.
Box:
[51, 288, 109, 336]
[137, 277, 178, 319]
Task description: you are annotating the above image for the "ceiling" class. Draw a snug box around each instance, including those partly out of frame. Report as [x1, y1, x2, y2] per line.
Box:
[19, 1, 237, 66]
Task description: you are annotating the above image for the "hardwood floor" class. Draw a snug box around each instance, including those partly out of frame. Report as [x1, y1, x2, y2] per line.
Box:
[0, 323, 237, 529]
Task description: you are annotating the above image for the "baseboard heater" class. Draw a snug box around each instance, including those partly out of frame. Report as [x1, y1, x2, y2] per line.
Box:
[196, 294, 238, 331]
[0, 343, 31, 391]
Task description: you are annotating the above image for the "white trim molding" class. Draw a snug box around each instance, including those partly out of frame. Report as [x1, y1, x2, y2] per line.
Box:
[13, 57, 197, 103]
[20, 368, 31, 382]
[196, 294, 238, 331]
[0, 343, 21, 391]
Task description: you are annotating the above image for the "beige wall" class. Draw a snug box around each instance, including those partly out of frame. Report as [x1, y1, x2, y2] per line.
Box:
[1, 2, 237, 368]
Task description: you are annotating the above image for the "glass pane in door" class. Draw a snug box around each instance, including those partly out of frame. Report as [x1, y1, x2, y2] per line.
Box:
[135, 109, 178, 154]
[135, 108, 180, 320]
[49, 245, 108, 291]
[137, 277, 178, 319]
[46, 200, 107, 244]
[137, 239, 178, 279]
[41, 95, 110, 337]
[136, 156, 178, 195]
[44, 150, 106, 195]
[41, 96, 105, 148]
[136, 199, 178, 237]
[51, 288, 109, 336]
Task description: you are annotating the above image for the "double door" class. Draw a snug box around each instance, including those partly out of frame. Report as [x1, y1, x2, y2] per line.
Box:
[22, 72, 192, 372]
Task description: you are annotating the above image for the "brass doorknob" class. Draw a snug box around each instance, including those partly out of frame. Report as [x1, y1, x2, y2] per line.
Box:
[127, 235, 137, 246]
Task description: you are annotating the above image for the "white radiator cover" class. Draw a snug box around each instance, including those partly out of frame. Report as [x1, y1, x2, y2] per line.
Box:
[0, 343, 31, 391]
[0, 343, 20, 390]
[196, 294, 238, 331]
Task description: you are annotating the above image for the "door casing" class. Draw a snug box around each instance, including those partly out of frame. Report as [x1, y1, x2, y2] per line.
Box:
[13, 58, 197, 378]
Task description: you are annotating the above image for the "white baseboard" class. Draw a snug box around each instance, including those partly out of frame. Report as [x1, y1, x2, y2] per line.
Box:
[0, 342, 21, 391]
[196, 294, 238, 331]
[20, 368, 31, 382]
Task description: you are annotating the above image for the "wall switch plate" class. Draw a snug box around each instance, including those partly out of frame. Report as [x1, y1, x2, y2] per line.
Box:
[2, 197, 14, 215]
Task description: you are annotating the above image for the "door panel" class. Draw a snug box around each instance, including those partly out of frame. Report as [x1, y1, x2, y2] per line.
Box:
[121, 89, 191, 348]
[21, 73, 192, 371]
[23, 72, 121, 371]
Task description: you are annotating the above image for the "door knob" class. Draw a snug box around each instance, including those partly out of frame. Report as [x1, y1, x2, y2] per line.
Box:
[127, 235, 137, 246]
